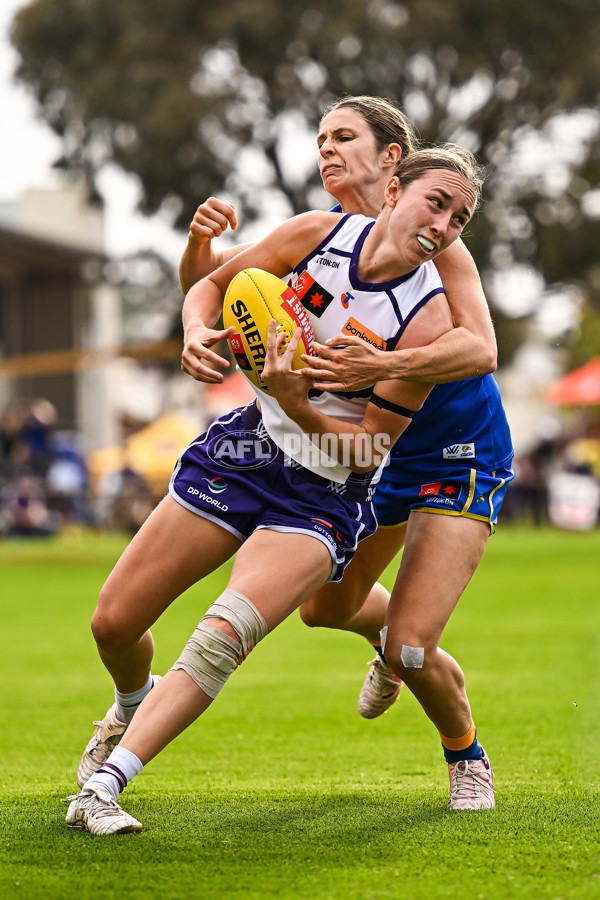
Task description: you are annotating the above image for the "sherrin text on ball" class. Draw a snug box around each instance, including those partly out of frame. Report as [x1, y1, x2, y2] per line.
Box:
[223, 268, 316, 393]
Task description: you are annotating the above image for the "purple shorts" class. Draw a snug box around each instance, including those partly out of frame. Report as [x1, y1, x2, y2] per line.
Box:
[169, 403, 377, 582]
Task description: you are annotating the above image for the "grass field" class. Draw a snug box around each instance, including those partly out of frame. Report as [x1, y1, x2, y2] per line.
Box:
[1, 525, 599, 899]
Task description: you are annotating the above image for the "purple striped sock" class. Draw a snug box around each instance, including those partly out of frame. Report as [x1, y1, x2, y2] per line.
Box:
[84, 746, 143, 800]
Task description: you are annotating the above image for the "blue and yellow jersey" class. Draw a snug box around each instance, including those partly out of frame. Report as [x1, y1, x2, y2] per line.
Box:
[388, 375, 513, 475]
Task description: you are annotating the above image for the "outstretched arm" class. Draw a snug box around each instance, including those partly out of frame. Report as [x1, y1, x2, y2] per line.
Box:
[300, 239, 496, 391]
[180, 276, 235, 384]
[179, 197, 253, 293]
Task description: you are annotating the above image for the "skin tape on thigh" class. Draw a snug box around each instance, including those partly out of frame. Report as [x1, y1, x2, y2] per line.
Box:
[400, 645, 424, 669]
[202, 588, 268, 659]
[380, 626, 388, 654]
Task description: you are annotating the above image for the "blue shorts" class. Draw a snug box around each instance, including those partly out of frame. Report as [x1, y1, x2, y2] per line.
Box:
[169, 403, 377, 582]
[374, 461, 514, 532]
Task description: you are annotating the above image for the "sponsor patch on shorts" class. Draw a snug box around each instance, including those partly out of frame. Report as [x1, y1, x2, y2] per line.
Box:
[419, 480, 463, 504]
[310, 517, 346, 552]
[375, 463, 513, 529]
[442, 442, 476, 460]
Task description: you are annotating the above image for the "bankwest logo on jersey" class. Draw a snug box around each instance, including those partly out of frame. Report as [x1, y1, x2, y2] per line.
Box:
[442, 443, 476, 460]
[290, 271, 334, 318]
[342, 317, 385, 349]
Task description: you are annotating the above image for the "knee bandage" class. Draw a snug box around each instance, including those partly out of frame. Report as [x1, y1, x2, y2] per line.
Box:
[171, 588, 268, 699]
[203, 588, 268, 659]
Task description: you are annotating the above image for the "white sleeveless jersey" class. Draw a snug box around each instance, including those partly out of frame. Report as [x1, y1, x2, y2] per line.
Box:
[249, 213, 445, 484]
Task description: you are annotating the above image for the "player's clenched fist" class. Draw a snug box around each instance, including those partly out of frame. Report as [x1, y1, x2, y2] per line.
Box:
[188, 197, 238, 244]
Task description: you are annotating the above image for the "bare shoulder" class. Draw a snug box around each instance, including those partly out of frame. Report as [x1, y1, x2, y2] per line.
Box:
[280, 209, 344, 239]
[396, 291, 453, 350]
[271, 210, 345, 261]
[434, 237, 480, 280]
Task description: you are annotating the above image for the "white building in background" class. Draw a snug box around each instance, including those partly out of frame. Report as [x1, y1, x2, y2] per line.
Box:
[0, 178, 123, 451]
[1, 176, 206, 456]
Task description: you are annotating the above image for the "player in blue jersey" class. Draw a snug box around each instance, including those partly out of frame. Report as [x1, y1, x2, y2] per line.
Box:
[297, 100, 512, 811]
[177, 97, 509, 810]
[66, 144, 485, 834]
[295, 99, 512, 811]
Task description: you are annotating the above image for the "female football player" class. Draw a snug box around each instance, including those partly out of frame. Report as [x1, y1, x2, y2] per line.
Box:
[179, 97, 512, 811]
[66, 143, 487, 833]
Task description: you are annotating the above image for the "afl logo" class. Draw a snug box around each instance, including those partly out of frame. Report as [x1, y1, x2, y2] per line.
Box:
[341, 291, 354, 309]
[208, 429, 274, 470]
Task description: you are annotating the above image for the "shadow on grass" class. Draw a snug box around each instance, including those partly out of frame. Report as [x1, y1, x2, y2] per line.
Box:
[3, 785, 599, 899]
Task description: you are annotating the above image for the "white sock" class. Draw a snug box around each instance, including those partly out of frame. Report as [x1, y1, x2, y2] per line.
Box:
[115, 674, 158, 724]
[85, 746, 143, 800]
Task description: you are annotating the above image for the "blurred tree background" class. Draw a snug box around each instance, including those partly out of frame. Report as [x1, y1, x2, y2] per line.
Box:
[10, 0, 600, 367]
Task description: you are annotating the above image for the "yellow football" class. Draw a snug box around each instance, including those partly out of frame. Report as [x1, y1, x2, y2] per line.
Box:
[223, 268, 316, 394]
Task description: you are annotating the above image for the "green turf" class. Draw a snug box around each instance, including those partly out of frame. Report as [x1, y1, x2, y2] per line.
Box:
[1, 527, 599, 899]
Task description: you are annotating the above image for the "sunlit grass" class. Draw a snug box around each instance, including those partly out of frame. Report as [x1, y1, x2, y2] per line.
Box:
[1, 526, 599, 899]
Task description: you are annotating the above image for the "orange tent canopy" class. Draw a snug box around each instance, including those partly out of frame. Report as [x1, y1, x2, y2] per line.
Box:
[88, 412, 200, 494]
[547, 357, 600, 405]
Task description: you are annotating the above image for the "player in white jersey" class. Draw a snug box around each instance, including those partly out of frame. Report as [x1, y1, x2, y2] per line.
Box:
[66, 144, 484, 834]
[180, 97, 504, 811]
[257, 211, 446, 485]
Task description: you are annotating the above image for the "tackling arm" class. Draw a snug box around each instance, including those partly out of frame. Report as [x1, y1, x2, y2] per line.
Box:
[265, 293, 453, 471]
[300, 239, 497, 391]
[431, 238, 497, 376]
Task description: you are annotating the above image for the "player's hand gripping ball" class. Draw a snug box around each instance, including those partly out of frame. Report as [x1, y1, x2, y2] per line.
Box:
[223, 268, 316, 393]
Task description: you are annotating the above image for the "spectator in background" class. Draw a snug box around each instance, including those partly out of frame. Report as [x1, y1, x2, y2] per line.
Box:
[45, 431, 90, 525]
[510, 438, 557, 527]
[0, 469, 58, 537]
[0, 398, 93, 532]
[95, 465, 154, 533]
[0, 400, 29, 478]
[0, 398, 57, 479]
[20, 398, 58, 476]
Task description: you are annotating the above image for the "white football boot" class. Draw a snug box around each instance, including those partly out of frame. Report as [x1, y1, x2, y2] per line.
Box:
[77, 676, 161, 787]
[358, 656, 402, 718]
[76, 704, 128, 788]
[65, 786, 142, 834]
[448, 748, 496, 810]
